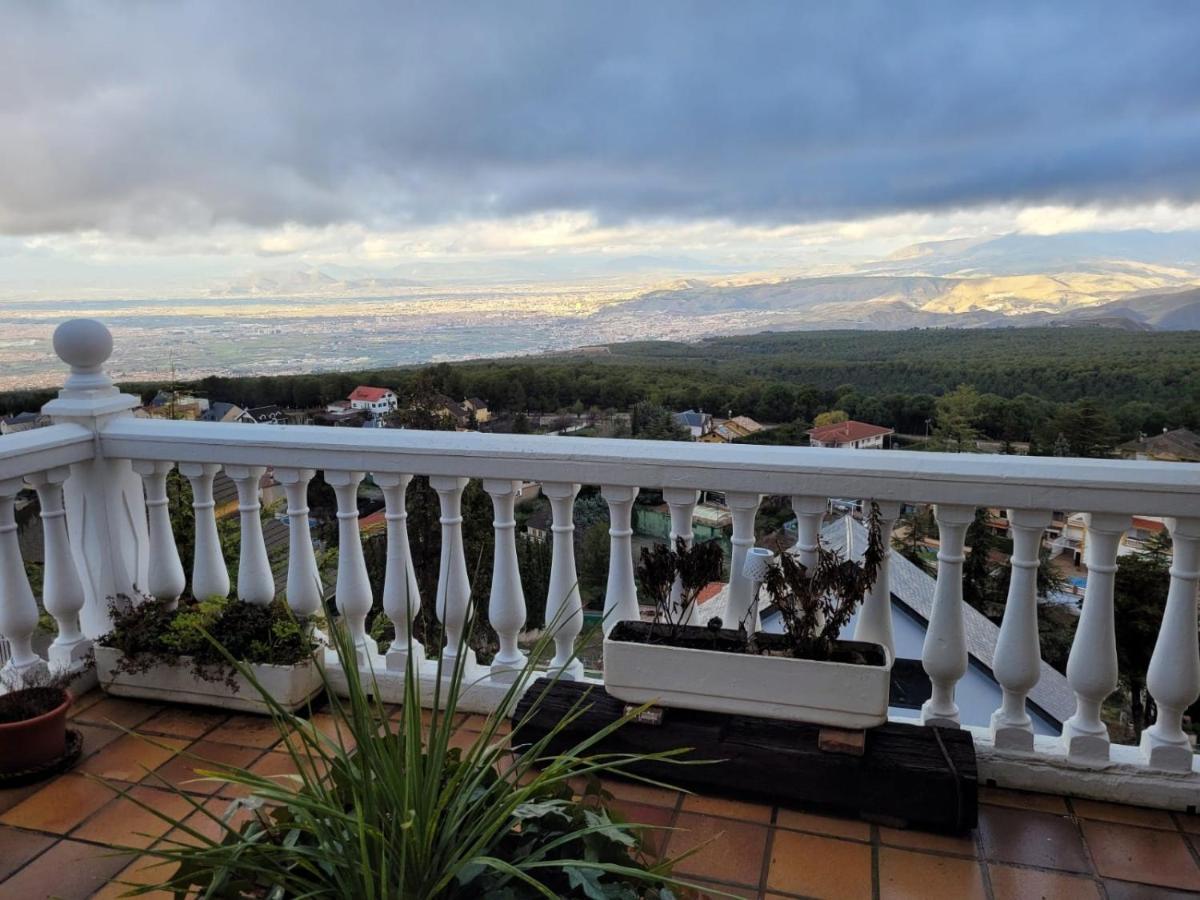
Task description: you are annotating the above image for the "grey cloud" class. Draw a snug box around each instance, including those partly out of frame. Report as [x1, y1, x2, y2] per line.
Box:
[2, 1, 1199, 236]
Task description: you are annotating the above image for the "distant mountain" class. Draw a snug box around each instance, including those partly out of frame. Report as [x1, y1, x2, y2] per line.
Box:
[1063, 286, 1200, 330]
[207, 267, 424, 297]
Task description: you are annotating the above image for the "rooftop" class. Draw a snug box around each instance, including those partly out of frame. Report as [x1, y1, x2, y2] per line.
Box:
[808, 420, 895, 444]
[1, 690, 1199, 898]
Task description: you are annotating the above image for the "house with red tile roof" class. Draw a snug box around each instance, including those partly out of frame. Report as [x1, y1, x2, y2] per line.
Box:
[807, 419, 894, 449]
[348, 386, 398, 416]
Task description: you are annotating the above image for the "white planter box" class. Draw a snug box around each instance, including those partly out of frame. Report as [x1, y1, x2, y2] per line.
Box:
[95, 646, 323, 715]
[603, 631, 892, 729]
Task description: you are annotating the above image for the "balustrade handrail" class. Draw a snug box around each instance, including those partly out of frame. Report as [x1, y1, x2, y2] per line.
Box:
[99, 417, 1200, 517]
[0, 423, 94, 483]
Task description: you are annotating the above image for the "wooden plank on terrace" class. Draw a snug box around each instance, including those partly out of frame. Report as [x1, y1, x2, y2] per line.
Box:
[512, 677, 978, 834]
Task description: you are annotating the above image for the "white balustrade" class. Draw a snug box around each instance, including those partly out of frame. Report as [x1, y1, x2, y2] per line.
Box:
[274, 467, 323, 617]
[663, 487, 700, 624]
[921, 503, 974, 727]
[1062, 513, 1128, 761]
[225, 465, 275, 605]
[429, 475, 476, 667]
[601, 484, 639, 635]
[178, 462, 230, 601]
[725, 491, 762, 632]
[854, 500, 901, 655]
[543, 482, 583, 679]
[791, 495, 827, 570]
[989, 508, 1052, 750]
[0, 479, 45, 678]
[483, 479, 526, 678]
[376, 473, 423, 670]
[325, 470, 373, 662]
[1140, 516, 1200, 771]
[131, 460, 187, 607]
[24, 468, 89, 667]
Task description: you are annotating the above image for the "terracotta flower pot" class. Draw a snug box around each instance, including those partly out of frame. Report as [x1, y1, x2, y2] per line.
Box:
[0, 688, 71, 774]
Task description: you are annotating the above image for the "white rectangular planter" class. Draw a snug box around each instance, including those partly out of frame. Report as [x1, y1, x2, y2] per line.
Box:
[95, 646, 323, 715]
[603, 634, 892, 729]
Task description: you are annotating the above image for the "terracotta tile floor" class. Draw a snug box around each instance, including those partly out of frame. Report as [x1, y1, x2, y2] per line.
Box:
[1, 690, 1199, 899]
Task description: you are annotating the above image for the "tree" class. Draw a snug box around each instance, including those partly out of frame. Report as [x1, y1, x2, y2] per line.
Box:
[630, 401, 690, 441]
[893, 505, 936, 575]
[932, 384, 980, 452]
[962, 508, 1000, 613]
[575, 522, 610, 609]
[1113, 534, 1172, 737]
[813, 409, 848, 427]
[1054, 400, 1118, 458]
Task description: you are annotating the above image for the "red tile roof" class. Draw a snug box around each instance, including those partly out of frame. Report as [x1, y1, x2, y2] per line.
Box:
[807, 420, 894, 445]
[349, 386, 394, 402]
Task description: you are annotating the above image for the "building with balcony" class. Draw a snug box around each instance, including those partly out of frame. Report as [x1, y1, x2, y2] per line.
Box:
[2, 320, 1200, 898]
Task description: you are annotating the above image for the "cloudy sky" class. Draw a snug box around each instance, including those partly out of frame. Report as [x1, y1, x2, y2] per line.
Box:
[3, 1, 1200, 296]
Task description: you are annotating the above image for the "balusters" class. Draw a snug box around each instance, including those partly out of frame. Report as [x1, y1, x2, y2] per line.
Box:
[179, 463, 230, 601]
[725, 492, 762, 632]
[0, 479, 45, 678]
[791, 495, 827, 570]
[25, 469, 89, 667]
[325, 470, 373, 662]
[274, 468, 323, 617]
[1062, 513, 1128, 761]
[663, 487, 700, 624]
[543, 482, 583, 679]
[990, 508, 1052, 750]
[1141, 516, 1200, 771]
[131, 460, 186, 607]
[430, 476, 475, 666]
[376, 473, 423, 669]
[854, 500, 901, 656]
[484, 479, 526, 678]
[601, 485, 639, 635]
[224, 465, 274, 605]
[921, 503, 974, 727]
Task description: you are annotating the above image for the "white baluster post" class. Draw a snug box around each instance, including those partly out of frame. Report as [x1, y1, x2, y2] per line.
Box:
[224, 465, 275, 605]
[1062, 513, 1128, 762]
[178, 463, 230, 601]
[484, 479, 526, 679]
[1141, 516, 1200, 771]
[791, 495, 827, 570]
[325, 470, 374, 663]
[130, 460, 187, 608]
[274, 468, 323, 617]
[601, 485, 639, 635]
[921, 503, 974, 727]
[543, 482, 584, 680]
[375, 473, 423, 671]
[429, 476, 476, 667]
[989, 508, 1052, 750]
[725, 492, 763, 632]
[663, 487, 700, 624]
[854, 500, 901, 656]
[0, 479, 46, 679]
[42, 319, 149, 637]
[25, 468, 90, 668]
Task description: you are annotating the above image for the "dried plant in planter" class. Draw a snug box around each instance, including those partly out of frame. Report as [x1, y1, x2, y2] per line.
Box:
[762, 502, 885, 661]
[636, 537, 725, 640]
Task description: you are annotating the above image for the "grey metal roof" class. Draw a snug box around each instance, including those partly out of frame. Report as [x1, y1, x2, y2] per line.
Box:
[828, 515, 1075, 725]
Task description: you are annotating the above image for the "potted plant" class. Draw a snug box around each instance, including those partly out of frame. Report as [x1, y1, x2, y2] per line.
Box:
[106, 616, 703, 898]
[0, 665, 84, 782]
[94, 594, 323, 714]
[605, 504, 893, 728]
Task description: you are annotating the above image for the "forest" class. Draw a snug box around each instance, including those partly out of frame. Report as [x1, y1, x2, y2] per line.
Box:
[4, 327, 1199, 448]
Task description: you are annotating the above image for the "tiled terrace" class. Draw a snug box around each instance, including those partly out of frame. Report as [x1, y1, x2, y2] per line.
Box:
[1, 690, 1199, 899]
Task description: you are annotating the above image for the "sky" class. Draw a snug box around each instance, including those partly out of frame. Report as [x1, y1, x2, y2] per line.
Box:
[3, 1, 1200, 297]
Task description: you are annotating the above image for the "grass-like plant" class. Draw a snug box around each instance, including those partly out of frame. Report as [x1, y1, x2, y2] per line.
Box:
[105, 605, 707, 898]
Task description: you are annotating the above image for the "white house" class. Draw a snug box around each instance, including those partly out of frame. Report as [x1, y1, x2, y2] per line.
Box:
[808, 419, 894, 449]
[348, 386, 398, 416]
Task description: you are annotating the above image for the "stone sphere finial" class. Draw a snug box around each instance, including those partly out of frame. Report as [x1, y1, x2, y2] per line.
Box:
[53, 319, 114, 391]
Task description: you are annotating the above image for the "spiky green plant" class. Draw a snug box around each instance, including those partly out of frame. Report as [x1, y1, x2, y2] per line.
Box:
[103, 604, 711, 898]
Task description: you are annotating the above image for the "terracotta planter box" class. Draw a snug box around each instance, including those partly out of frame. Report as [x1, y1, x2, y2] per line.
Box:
[0, 688, 71, 774]
[95, 646, 323, 715]
[603, 623, 892, 729]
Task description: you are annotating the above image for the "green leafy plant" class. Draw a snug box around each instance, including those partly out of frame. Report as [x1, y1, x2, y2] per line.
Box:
[106, 605, 708, 898]
[98, 594, 319, 691]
